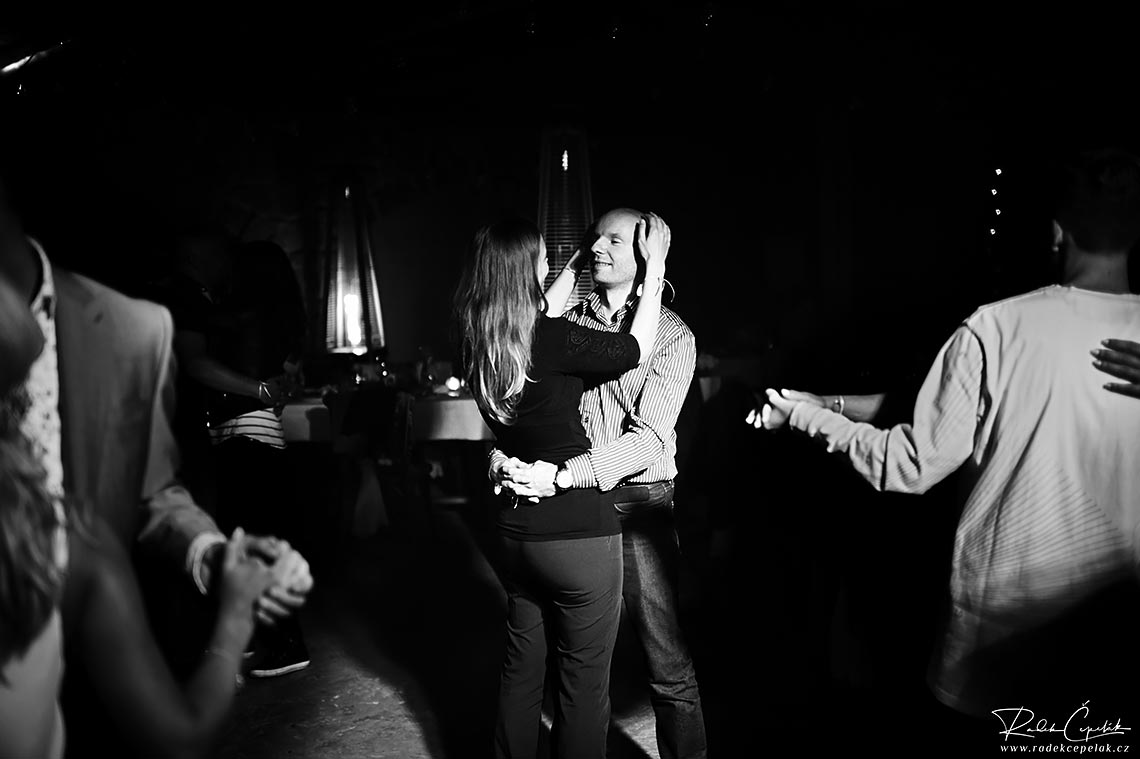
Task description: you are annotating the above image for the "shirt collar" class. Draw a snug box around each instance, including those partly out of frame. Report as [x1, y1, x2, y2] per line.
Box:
[582, 288, 636, 325]
[582, 290, 606, 321]
[27, 237, 55, 321]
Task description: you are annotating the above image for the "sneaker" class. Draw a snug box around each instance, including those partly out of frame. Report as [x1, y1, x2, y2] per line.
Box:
[248, 640, 311, 678]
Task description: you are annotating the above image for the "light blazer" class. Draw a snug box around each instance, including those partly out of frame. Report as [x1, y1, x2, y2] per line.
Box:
[54, 266, 219, 576]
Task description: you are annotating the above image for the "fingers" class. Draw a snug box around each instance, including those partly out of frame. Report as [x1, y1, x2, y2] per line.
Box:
[285, 555, 313, 595]
[503, 467, 534, 485]
[644, 212, 671, 257]
[223, 526, 245, 570]
[764, 387, 789, 410]
[501, 481, 536, 496]
[265, 583, 306, 609]
[257, 592, 293, 620]
[499, 458, 532, 483]
[1100, 339, 1140, 354]
[502, 481, 549, 500]
[747, 388, 798, 429]
[503, 459, 548, 484]
[1094, 345, 1140, 369]
[1093, 347, 1140, 378]
[1104, 382, 1140, 399]
[290, 568, 314, 595]
[648, 212, 670, 250]
[780, 389, 823, 406]
[270, 549, 311, 591]
[245, 535, 289, 562]
[1094, 359, 1140, 383]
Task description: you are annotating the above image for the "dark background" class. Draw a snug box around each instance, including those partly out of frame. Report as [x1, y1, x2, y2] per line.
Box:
[5, 5, 1140, 752]
[6, 5, 1138, 383]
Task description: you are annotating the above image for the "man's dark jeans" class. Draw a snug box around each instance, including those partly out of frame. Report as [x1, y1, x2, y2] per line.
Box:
[611, 481, 708, 759]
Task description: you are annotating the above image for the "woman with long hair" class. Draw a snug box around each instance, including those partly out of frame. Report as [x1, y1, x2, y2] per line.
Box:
[454, 214, 668, 758]
[0, 272, 283, 759]
[0, 272, 65, 759]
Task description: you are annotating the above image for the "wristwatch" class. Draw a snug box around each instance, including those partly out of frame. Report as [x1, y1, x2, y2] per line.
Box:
[554, 465, 573, 492]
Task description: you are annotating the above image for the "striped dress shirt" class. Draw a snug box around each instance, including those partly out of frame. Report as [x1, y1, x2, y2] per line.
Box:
[209, 408, 286, 449]
[787, 285, 1140, 715]
[558, 290, 697, 491]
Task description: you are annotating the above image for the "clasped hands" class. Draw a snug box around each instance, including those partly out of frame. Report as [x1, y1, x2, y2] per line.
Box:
[207, 532, 313, 626]
[491, 457, 557, 503]
[744, 388, 822, 431]
[744, 338, 1140, 431]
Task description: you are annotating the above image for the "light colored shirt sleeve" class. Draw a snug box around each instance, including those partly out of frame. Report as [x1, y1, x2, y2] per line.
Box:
[134, 303, 226, 593]
[187, 532, 228, 595]
[574, 326, 697, 491]
[563, 453, 596, 488]
[488, 447, 508, 481]
[789, 325, 984, 494]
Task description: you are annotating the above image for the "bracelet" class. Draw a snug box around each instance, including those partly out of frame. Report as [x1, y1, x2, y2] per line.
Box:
[204, 648, 245, 688]
[257, 382, 270, 404]
[204, 647, 239, 666]
[831, 395, 846, 416]
[564, 266, 581, 279]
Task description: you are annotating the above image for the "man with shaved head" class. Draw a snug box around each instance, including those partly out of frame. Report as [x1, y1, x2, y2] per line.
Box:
[494, 207, 707, 758]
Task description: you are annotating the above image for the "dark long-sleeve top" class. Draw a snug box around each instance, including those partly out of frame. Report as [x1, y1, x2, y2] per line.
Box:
[484, 315, 640, 541]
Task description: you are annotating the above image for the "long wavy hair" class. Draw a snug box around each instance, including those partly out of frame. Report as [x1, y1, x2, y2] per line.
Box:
[0, 395, 64, 671]
[454, 217, 545, 425]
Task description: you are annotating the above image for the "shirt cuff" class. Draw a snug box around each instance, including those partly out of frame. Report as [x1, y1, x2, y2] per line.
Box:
[789, 403, 849, 451]
[488, 448, 508, 481]
[187, 531, 227, 596]
[564, 454, 597, 489]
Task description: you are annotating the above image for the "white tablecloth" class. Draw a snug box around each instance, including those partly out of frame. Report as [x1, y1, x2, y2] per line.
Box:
[412, 396, 492, 441]
[280, 397, 331, 443]
[280, 394, 492, 443]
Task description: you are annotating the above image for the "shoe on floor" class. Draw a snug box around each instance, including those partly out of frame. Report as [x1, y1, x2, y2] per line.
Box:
[248, 640, 311, 678]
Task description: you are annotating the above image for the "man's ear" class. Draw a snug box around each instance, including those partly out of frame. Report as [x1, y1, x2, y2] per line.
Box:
[1052, 219, 1064, 251]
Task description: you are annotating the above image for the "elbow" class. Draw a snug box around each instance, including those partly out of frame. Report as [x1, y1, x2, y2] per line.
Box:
[634, 337, 652, 366]
[879, 460, 936, 496]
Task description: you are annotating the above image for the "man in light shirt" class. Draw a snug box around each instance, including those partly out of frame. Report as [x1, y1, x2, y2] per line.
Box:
[758, 149, 1140, 738]
[494, 208, 707, 759]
